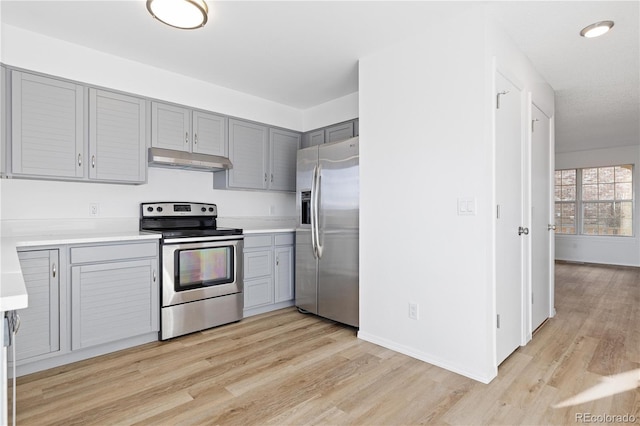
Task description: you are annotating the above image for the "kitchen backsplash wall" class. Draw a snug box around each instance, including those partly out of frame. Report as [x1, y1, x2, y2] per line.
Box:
[1, 167, 295, 223]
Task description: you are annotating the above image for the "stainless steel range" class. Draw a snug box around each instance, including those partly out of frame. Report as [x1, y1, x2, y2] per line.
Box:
[140, 202, 244, 340]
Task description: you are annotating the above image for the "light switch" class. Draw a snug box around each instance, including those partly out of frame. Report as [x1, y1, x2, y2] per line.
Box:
[458, 197, 476, 216]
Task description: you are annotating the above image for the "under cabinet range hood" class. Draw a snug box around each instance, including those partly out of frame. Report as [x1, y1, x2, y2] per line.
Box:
[148, 147, 233, 171]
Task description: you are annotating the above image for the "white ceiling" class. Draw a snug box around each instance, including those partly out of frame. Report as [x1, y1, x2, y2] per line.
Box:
[1, 1, 638, 153]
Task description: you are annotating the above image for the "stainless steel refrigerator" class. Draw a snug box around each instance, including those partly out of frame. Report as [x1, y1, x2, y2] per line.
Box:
[295, 137, 359, 327]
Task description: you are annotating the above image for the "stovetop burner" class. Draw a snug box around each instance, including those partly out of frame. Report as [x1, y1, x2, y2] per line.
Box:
[139, 202, 243, 240]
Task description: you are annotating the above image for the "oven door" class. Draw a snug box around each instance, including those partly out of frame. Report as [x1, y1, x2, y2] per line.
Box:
[162, 237, 243, 307]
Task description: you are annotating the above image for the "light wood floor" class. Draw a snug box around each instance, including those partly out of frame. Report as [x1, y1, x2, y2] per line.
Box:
[10, 263, 640, 425]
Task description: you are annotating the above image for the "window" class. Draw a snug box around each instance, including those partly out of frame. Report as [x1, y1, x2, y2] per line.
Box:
[555, 169, 577, 234]
[554, 165, 634, 236]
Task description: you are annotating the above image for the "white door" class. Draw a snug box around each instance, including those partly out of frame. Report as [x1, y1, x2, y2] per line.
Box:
[495, 72, 524, 365]
[530, 104, 552, 331]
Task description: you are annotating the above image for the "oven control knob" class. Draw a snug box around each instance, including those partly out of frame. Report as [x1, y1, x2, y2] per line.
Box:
[157, 207, 163, 212]
[146, 206, 153, 212]
[208, 207, 214, 212]
[201, 207, 207, 212]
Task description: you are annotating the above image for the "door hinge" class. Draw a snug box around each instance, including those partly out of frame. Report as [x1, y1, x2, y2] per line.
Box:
[496, 205, 500, 219]
[532, 118, 539, 132]
[496, 90, 509, 109]
[532, 293, 534, 304]
[497, 314, 501, 329]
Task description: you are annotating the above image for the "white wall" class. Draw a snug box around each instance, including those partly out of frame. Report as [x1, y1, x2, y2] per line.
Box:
[358, 7, 554, 383]
[0, 25, 299, 230]
[302, 92, 358, 132]
[555, 145, 640, 267]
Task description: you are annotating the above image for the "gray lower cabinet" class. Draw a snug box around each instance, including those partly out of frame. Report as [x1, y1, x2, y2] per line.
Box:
[151, 101, 227, 156]
[12, 239, 160, 376]
[214, 119, 300, 191]
[13, 250, 60, 362]
[9, 70, 147, 184]
[243, 233, 295, 317]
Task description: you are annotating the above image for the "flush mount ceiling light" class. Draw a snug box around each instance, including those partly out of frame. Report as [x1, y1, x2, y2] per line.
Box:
[147, 0, 208, 30]
[580, 20, 615, 38]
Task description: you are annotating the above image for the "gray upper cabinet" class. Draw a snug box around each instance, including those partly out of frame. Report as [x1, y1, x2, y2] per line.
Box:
[151, 102, 190, 151]
[219, 118, 269, 190]
[325, 121, 354, 143]
[215, 119, 300, 191]
[151, 101, 227, 156]
[13, 250, 60, 362]
[192, 110, 227, 156]
[301, 119, 359, 149]
[89, 89, 146, 183]
[269, 128, 300, 191]
[9, 70, 147, 184]
[11, 71, 84, 179]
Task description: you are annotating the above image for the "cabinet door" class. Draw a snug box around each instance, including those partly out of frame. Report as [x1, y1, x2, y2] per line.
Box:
[228, 119, 268, 189]
[71, 259, 158, 350]
[244, 249, 272, 279]
[325, 122, 354, 144]
[11, 71, 84, 178]
[244, 277, 274, 308]
[269, 128, 300, 191]
[274, 246, 294, 303]
[151, 102, 190, 152]
[193, 111, 227, 156]
[13, 250, 60, 361]
[89, 89, 146, 183]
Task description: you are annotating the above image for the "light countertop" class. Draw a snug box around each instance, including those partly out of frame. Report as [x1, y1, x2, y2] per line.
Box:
[218, 217, 297, 234]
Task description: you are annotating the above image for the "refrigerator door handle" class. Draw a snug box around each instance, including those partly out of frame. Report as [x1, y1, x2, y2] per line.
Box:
[315, 164, 323, 259]
[310, 164, 318, 259]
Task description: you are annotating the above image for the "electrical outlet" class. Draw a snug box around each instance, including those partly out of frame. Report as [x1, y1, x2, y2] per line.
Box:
[89, 203, 99, 217]
[409, 302, 419, 320]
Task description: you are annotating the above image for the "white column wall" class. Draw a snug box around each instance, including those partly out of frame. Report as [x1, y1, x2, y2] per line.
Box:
[358, 10, 497, 382]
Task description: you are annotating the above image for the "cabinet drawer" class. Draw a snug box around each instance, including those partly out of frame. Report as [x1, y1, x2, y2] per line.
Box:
[274, 233, 294, 246]
[244, 235, 273, 249]
[70, 241, 158, 264]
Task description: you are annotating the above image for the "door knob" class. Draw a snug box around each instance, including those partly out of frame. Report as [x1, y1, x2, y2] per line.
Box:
[518, 226, 529, 236]
[548, 224, 557, 231]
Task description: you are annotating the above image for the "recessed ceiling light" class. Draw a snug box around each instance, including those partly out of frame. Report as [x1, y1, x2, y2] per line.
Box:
[147, 0, 209, 30]
[580, 20, 614, 38]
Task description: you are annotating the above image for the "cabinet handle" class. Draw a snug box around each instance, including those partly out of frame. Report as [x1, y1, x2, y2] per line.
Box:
[91, 155, 96, 168]
[52, 263, 56, 278]
[194, 133, 198, 144]
[264, 173, 267, 182]
[270, 173, 274, 183]
[153, 270, 157, 282]
[276, 256, 279, 266]
[185, 132, 189, 144]
[78, 153, 82, 167]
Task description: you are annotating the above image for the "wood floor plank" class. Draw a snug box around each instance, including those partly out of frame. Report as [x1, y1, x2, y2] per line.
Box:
[9, 262, 639, 425]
